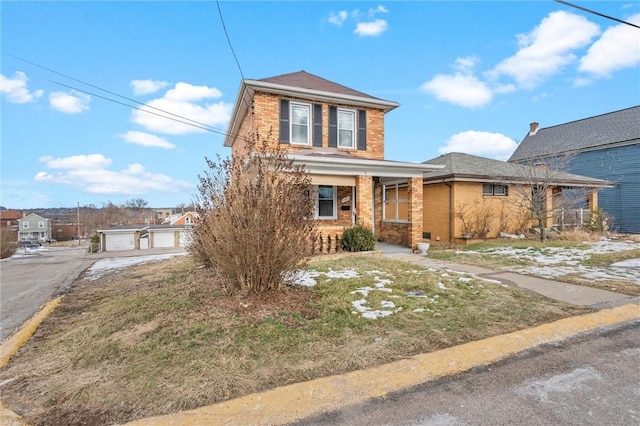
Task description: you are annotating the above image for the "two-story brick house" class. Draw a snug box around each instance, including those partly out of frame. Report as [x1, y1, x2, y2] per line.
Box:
[223, 71, 443, 249]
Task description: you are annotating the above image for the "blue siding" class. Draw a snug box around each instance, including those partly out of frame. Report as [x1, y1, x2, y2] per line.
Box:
[567, 144, 640, 233]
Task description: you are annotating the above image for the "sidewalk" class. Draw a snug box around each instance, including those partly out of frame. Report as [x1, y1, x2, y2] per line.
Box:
[383, 252, 634, 307]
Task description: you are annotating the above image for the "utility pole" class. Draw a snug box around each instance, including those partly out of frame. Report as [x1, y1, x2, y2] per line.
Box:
[77, 202, 81, 246]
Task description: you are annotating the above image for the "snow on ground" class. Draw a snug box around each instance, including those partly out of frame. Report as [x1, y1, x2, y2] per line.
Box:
[461, 239, 640, 285]
[292, 267, 484, 320]
[85, 253, 187, 281]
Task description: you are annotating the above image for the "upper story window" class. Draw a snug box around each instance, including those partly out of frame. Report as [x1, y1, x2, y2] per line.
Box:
[483, 183, 508, 196]
[383, 183, 409, 222]
[290, 102, 311, 145]
[279, 98, 367, 151]
[38, 221, 45, 228]
[338, 109, 355, 148]
[22, 221, 29, 229]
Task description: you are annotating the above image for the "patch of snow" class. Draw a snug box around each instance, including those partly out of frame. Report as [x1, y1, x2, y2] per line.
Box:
[437, 282, 447, 290]
[85, 253, 187, 281]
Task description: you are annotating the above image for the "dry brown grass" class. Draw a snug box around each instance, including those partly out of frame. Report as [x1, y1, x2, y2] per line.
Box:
[0, 255, 588, 425]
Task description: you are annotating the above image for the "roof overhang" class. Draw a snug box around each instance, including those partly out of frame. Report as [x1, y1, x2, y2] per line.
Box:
[289, 154, 444, 179]
[423, 174, 614, 188]
[224, 79, 400, 147]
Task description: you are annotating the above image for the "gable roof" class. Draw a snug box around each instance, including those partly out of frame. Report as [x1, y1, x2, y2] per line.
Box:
[224, 71, 399, 147]
[423, 152, 613, 188]
[17, 212, 49, 222]
[509, 105, 640, 161]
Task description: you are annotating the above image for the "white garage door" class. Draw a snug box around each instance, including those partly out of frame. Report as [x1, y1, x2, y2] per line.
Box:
[153, 231, 175, 248]
[106, 233, 135, 251]
[179, 229, 192, 247]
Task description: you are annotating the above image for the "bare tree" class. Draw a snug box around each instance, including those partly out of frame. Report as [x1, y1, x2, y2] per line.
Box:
[125, 198, 149, 211]
[189, 132, 317, 295]
[505, 154, 588, 242]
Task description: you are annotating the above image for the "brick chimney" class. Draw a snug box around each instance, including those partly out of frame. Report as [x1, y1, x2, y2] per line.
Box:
[529, 122, 539, 135]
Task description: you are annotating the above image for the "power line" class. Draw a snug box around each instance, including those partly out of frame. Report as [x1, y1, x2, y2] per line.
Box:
[49, 80, 228, 136]
[554, 0, 640, 29]
[216, 0, 245, 81]
[1, 50, 232, 136]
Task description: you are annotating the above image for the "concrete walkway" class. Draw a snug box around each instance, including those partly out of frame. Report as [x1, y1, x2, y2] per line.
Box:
[383, 252, 633, 307]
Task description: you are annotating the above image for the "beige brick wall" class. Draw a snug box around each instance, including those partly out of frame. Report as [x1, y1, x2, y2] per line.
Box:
[424, 181, 541, 243]
[233, 92, 385, 160]
[423, 183, 452, 243]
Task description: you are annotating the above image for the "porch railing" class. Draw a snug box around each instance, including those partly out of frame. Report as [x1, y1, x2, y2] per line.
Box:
[556, 208, 588, 229]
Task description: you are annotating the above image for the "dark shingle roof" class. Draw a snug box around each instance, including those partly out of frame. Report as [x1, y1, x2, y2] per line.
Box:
[423, 152, 612, 186]
[509, 105, 640, 161]
[258, 70, 381, 101]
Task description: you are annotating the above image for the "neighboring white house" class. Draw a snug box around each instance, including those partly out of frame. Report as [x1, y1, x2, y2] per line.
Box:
[17, 213, 52, 243]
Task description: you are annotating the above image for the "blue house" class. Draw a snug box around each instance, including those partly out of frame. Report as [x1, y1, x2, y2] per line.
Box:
[509, 106, 640, 234]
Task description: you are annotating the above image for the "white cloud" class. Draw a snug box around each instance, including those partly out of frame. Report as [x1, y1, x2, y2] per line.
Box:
[328, 10, 348, 26]
[454, 56, 480, 72]
[578, 13, 640, 77]
[119, 131, 175, 149]
[130, 82, 232, 135]
[130, 79, 170, 95]
[354, 19, 388, 37]
[164, 82, 222, 102]
[368, 5, 388, 17]
[421, 73, 493, 108]
[0, 71, 43, 103]
[489, 11, 600, 89]
[39, 154, 112, 169]
[438, 131, 518, 160]
[49, 90, 91, 114]
[35, 153, 191, 195]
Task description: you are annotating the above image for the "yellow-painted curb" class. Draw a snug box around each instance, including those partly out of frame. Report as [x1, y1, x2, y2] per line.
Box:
[123, 303, 640, 426]
[0, 296, 63, 369]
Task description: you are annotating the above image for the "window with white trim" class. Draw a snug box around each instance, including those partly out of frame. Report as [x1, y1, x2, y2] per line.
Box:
[38, 221, 45, 228]
[383, 183, 409, 222]
[316, 185, 337, 219]
[482, 183, 508, 196]
[290, 102, 311, 145]
[22, 221, 29, 229]
[337, 109, 355, 148]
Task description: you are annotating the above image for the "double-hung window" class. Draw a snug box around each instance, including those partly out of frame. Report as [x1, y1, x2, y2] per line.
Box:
[337, 109, 355, 148]
[290, 102, 311, 145]
[383, 183, 409, 222]
[22, 222, 29, 229]
[316, 185, 336, 219]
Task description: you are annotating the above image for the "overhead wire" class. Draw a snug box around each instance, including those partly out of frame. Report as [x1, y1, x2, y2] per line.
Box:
[1, 50, 233, 137]
[553, 0, 640, 29]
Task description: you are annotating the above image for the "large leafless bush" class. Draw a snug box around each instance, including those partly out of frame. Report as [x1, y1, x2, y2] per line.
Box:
[189, 134, 317, 295]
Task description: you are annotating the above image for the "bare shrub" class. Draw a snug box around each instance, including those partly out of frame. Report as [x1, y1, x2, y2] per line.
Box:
[455, 200, 495, 238]
[189, 133, 317, 295]
[1, 228, 18, 259]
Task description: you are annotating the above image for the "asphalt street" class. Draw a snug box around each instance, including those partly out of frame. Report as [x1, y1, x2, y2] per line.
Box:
[292, 323, 640, 426]
[0, 246, 95, 341]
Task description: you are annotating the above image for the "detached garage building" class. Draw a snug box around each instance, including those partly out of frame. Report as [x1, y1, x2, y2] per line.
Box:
[98, 225, 190, 252]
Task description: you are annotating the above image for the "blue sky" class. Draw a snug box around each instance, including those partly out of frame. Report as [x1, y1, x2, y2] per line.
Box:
[1, 1, 639, 209]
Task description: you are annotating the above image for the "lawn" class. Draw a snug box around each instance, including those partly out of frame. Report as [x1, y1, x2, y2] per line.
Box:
[0, 253, 589, 425]
[428, 238, 640, 296]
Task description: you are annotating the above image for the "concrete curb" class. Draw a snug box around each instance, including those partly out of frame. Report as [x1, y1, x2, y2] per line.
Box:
[122, 304, 640, 426]
[0, 296, 63, 369]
